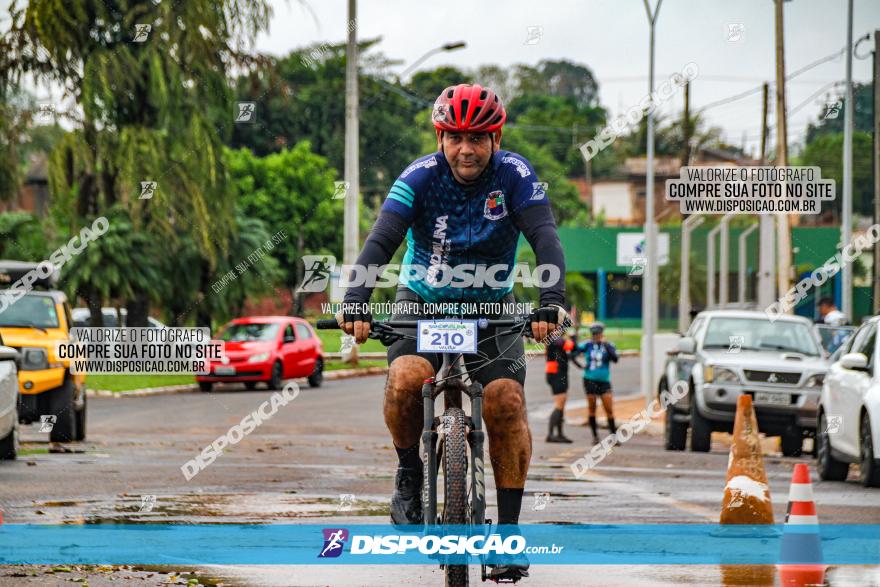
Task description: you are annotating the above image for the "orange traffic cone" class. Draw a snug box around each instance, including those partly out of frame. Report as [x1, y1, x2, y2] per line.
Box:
[777, 463, 827, 586]
[720, 394, 773, 524]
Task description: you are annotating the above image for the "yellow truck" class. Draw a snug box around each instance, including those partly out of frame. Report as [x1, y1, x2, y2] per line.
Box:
[0, 262, 87, 443]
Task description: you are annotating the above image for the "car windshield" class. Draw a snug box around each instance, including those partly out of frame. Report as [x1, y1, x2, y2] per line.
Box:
[815, 324, 856, 355]
[702, 317, 820, 356]
[0, 293, 60, 329]
[219, 323, 279, 342]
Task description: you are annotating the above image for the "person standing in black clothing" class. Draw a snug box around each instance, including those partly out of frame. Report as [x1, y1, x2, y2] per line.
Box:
[545, 330, 576, 443]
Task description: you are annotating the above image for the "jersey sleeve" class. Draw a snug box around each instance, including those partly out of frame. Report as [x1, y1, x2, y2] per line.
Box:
[379, 154, 438, 222]
[501, 152, 549, 216]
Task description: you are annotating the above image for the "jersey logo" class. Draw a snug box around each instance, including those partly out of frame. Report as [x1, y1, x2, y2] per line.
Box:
[483, 191, 508, 221]
[502, 156, 531, 178]
[530, 182, 547, 201]
[400, 157, 438, 178]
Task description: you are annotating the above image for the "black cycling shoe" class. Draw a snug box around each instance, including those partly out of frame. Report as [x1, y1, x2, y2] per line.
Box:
[546, 434, 573, 444]
[487, 553, 530, 583]
[390, 466, 423, 525]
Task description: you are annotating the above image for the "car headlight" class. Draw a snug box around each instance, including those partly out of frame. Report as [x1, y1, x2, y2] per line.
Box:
[704, 365, 740, 384]
[247, 352, 270, 363]
[19, 347, 49, 371]
[804, 374, 825, 387]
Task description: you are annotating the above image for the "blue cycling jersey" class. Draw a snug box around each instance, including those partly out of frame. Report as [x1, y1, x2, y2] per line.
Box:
[381, 150, 549, 303]
[576, 341, 617, 382]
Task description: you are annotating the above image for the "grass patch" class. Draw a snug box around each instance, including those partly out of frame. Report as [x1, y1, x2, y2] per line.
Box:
[18, 446, 49, 456]
[324, 359, 386, 372]
[87, 374, 195, 393]
[314, 328, 386, 353]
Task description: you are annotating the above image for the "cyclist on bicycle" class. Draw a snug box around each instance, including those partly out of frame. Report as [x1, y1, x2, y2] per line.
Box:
[337, 83, 567, 582]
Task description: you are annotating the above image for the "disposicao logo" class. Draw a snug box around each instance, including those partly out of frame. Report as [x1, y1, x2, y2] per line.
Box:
[319, 528, 349, 558]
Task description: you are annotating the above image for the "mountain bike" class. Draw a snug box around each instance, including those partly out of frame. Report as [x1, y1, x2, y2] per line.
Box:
[317, 315, 532, 586]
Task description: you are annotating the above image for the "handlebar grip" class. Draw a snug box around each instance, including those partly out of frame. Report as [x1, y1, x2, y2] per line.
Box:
[316, 319, 341, 330]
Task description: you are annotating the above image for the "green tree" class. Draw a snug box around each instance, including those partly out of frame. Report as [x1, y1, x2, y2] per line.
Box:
[805, 82, 873, 143]
[799, 131, 873, 218]
[2, 0, 271, 326]
[226, 143, 340, 314]
[229, 40, 422, 199]
[0, 211, 50, 260]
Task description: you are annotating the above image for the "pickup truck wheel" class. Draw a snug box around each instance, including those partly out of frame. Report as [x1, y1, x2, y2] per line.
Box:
[816, 412, 848, 481]
[689, 387, 712, 453]
[199, 382, 213, 393]
[781, 426, 803, 457]
[48, 378, 77, 443]
[860, 412, 880, 487]
[661, 379, 686, 451]
[0, 419, 18, 460]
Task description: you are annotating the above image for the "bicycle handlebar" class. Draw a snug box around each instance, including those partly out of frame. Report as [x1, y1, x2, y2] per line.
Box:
[316, 316, 531, 330]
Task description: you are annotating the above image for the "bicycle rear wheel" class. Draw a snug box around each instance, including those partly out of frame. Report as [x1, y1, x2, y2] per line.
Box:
[441, 407, 469, 587]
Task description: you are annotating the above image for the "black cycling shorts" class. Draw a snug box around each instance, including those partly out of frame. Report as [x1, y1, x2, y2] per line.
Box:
[583, 379, 611, 395]
[547, 372, 568, 395]
[385, 288, 526, 387]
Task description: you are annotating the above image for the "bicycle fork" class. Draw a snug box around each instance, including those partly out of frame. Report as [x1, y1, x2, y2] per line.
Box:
[422, 379, 438, 526]
[421, 379, 487, 528]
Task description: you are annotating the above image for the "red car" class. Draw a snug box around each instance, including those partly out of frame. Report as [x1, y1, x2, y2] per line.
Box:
[197, 316, 324, 392]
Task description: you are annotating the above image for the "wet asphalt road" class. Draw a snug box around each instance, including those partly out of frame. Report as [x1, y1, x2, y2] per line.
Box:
[1, 356, 879, 586]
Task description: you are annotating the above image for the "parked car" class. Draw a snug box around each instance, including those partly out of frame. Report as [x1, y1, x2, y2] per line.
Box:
[0, 332, 20, 460]
[196, 316, 324, 392]
[817, 316, 880, 487]
[660, 310, 829, 455]
[0, 262, 87, 443]
[71, 307, 165, 328]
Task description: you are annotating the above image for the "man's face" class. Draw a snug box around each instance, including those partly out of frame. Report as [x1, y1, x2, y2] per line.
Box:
[819, 303, 831, 316]
[439, 131, 500, 183]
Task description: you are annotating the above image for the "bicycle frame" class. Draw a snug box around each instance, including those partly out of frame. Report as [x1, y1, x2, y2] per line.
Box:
[421, 351, 487, 529]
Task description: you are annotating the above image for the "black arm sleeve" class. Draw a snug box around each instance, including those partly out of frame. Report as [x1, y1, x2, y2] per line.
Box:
[605, 343, 619, 363]
[342, 210, 410, 305]
[513, 205, 566, 307]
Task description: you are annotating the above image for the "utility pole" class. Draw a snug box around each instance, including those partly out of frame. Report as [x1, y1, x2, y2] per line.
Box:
[344, 0, 360, 363]
[841, 0, 854, 320]
[774, 0, 793, 306]
[640, 0, 663, 402]
[873, 30, 880, 313]
[758, 82, 776, 308]
[682, 81, 691, 167]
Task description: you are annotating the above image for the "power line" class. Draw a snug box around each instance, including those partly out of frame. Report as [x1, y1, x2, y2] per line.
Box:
[697, 35, 867, 114]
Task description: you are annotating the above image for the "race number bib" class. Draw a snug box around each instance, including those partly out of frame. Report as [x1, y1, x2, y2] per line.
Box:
[417, 320, 477, 354]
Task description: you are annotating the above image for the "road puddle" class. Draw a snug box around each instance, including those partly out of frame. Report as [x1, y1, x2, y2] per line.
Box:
[20, 492, 390, 524]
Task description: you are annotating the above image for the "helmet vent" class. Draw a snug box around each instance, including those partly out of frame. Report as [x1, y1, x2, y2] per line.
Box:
[460, 99, 469, 119]
[480, 90, 487, 100]
[491, 114, 503, 124]
[447, 89, 454, 99]
[473, 106, 482, 119]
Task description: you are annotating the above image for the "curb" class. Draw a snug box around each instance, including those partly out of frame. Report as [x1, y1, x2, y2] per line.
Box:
[85, 367, 391, 398]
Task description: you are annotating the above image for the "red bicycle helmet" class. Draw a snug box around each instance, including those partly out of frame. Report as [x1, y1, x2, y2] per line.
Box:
[432, 84, 507, 133]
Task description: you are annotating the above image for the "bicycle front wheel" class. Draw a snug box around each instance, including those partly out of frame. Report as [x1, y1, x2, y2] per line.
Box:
[441, 407, 469, 587]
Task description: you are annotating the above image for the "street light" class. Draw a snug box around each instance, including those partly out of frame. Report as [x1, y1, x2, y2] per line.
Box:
[640, 0, 663, 402]
[398, 42, 467, 80]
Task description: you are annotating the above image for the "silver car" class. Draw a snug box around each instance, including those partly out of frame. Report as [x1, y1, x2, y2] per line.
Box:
[660, 310, 828, 455]
[0, 332, 20, 460]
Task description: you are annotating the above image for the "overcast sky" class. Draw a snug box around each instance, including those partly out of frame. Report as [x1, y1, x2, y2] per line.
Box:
[258, 0, 880, 157]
